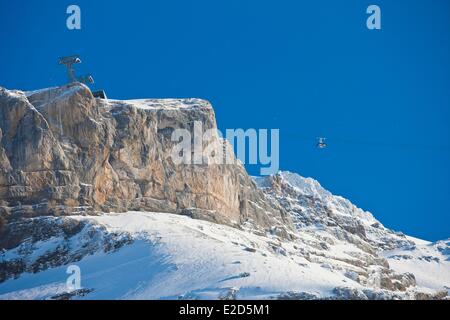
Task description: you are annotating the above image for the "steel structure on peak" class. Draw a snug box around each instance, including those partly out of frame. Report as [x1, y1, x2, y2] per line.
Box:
[58, 55, 94, 85]
[58, 55, 107, 99]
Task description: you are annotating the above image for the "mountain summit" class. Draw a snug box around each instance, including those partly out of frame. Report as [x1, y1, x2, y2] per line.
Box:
[0, 83, 289, 232]
[0, 85, 448, 300]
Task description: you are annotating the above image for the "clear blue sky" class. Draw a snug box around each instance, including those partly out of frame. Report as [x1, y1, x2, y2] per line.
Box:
[1, 0, 449, 241]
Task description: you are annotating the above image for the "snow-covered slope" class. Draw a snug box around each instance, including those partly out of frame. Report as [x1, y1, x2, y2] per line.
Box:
[0, 172, 448, 300]
[0, 212, 361, 300]
[383, 237, 450, 294]
[256, 172, 414, 250]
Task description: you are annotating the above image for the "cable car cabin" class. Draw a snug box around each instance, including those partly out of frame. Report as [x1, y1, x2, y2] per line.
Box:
[317, 141, 327, 148]
[93, 90, 107, 99]
[316, 138, 327, 149]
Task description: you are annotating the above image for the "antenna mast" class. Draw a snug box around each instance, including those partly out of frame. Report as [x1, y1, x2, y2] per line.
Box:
[58, 55, 94, 85]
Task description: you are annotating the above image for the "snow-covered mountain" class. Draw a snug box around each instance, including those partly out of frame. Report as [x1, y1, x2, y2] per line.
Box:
[0, 172, 448, 300]
[0, 85, 448, 300]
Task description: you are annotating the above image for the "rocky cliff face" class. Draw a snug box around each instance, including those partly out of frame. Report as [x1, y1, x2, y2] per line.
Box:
[1, 84, 448, 300]
[0, 84, 290, 233]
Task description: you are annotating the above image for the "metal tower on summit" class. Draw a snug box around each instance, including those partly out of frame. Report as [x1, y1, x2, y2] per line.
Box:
[58, 55, 94, 85]
[58, 55, 107, 99]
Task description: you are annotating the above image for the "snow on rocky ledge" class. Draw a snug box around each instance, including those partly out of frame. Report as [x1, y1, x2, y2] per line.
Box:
[107, 98, 212, 111]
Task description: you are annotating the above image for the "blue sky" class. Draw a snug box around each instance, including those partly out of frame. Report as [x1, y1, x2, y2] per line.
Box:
[1, 0, 449, 241]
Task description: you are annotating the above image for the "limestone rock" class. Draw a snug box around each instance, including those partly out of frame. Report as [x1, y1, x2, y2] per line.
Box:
[0, 84, 290, 233]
